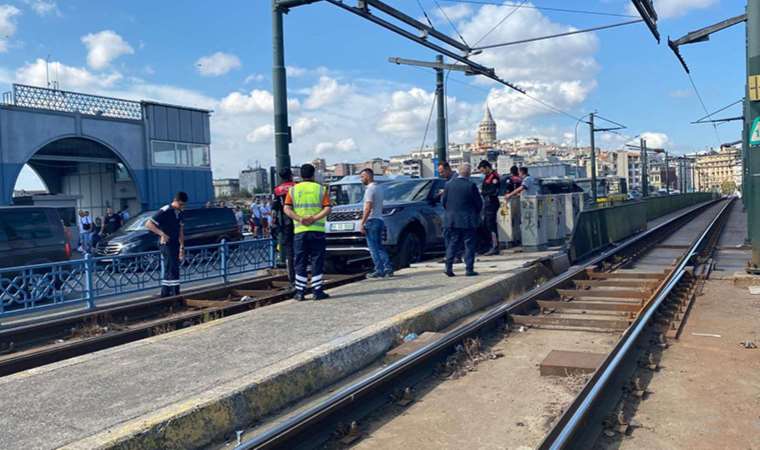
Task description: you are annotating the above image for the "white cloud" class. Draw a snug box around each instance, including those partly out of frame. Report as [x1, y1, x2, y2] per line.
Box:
[336, 138, 357, 152]
[286, 65, 307, 77]
[219, 89, 300, 114]
[81, 30, 134, 70]
[293, 116, 320, 136]
[627, 0, 716, 19]
[244, 73, 266, 84]
[16, 58, 122, 89]
[433, 4, 473, 23]
[0, 5, 21, 53]
[195, 52, 241, 77]
[24, 0, 58, 16]
[640, 132, 670, 149]
[304, 76, 352, 109]
[669, 88, 692, 98]
[246, 124, 274, 143]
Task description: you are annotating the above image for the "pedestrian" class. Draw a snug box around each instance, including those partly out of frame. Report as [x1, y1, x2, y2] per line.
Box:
[284, 163, 332, 301]
[145, 192, 188, 298]
[477, 160, 501, 256]
[505, 165, 522, 194]
[442, 163, 482, 277]
[272, 168, 296, 287]
[438, 161, 462, 263]
[250, 198, 262, 237]
[359, 168, 393, 278]
[91, 217, 103, 251]
[234, 206, 244, 233]
[119, 206, 130, 222]
[261, 198, 272, 237]
[505, 167, 538, 199]
[101, 207, 123, 237]
[78, 210, 93, 253]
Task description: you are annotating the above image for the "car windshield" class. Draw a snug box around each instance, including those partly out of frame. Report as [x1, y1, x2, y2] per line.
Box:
[330, 183, 366, 206]
[382, 180, 431, 202]
[124, 211, 155, 231]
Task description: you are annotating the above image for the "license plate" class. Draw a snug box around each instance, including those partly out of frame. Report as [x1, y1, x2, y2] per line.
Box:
[330, 222, 355, 232]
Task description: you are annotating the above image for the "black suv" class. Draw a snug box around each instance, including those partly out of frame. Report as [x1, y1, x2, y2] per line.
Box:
[0, 206, 71, 269]
[95, 207, 243, 257]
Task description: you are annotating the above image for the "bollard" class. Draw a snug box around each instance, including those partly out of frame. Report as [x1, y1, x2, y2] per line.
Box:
[84, 253, 96, 310]
[497, 196, 521, 247]
[220, 239, 229, 284]
[520, 195, 548, 252]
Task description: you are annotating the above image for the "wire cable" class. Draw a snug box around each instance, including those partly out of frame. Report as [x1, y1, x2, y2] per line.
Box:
[432, 0, 470, 47]
[420, 88, 438, 152]
[692, 98, 742, 123]
[439, 0, 639, 19]
[687, 72, 722, 147]
[473, 0, 528, 47]
[416, 0, 435, 28]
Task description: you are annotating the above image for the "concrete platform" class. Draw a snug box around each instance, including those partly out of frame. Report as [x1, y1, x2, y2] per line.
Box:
[0, 249, 563, 450]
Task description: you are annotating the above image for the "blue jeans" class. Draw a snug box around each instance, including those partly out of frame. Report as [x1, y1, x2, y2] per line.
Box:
[365, 219, 391, 274]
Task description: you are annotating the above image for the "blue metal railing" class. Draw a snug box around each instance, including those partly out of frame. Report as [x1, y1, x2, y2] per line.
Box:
[0, 238, 274, 318]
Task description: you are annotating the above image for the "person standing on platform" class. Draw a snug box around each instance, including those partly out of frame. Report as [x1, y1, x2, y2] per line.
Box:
[505, 165, 522, 194]
[437, 161, 461, 263]
[478, 160, 501, 256]
[284, 164, 332, 301]
[272, 168, 296, 288]
[442, 163, 482, 277]
[250, 198, 263, 237]
[234, 206, 244, 233]
[146, 192, 187, 298]
[359, 168, 393, 278]
[78, 210, 93, 253]
[261, 198, 272, 237]
[505, 167, 538, 199]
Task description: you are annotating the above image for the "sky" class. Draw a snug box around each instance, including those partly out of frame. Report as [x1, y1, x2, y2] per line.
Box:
[0, 0, 747, 190]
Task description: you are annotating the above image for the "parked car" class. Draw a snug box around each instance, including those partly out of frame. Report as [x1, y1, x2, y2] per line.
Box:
[0, 206, 71, 269]
[329, 174, 409, 206]
[325, 178, 449, 271]
[95, 207, 242, 257]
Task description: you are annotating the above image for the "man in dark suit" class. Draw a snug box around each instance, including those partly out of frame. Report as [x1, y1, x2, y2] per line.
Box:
[442, 163, 483, 277]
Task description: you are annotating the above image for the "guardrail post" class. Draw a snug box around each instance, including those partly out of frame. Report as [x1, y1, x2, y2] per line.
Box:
[221, 239, 229, 284]
[84, 253, 96, 310]
[270, 238, 276, 268]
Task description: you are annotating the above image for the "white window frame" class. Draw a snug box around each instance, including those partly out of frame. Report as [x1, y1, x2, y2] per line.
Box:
[151, 140, 210, 168]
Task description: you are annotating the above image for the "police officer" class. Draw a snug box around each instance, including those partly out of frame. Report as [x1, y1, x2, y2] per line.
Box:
[284, 164, 332, 301]
[478, 160, 501, 256]
[146, 191, 187, 297]
[272, 168, 296, 288]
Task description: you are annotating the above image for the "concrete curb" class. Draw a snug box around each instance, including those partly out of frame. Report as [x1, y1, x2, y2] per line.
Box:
[62, 263, 551, 450]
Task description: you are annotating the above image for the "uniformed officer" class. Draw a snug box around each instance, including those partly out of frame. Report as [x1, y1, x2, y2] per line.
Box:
[478, 160, 501, 256]
[146, 191, 187, 297]
[272, 168, 296, 287]
[284, 164, 332, 301]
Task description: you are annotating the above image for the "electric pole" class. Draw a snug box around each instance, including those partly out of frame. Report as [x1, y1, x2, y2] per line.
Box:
[589, 113, 598, 202]
[272, 0, 292, 183]
[389, 56, 473, 165]
[641, 138, 649, 196]
[747, 1, 760, 267]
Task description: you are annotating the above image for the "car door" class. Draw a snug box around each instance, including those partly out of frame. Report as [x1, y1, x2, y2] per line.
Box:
[427, 179, 447, 246]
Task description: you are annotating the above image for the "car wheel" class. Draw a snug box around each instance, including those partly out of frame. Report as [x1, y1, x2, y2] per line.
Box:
[393, 231, 423, 269]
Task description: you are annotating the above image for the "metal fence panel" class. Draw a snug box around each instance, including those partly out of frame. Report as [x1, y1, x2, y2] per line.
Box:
[569, 201, 647, 263]
[0, 238, 274, 319]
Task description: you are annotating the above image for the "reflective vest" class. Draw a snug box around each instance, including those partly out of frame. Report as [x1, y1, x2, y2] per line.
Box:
[290, 181, 327, 234]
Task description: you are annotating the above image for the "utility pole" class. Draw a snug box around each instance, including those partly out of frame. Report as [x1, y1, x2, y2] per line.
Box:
[664, 151, 670, 194]
[589, 113, 598, 202]
[435, 55, 447, 164]
[747, 0, 760, 267]
[640, 138, 649, 196]
[272, 0, 292, 183]
[389, 56, 473, 164]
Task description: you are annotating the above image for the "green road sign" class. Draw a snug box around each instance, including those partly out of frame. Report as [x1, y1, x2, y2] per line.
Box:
[751, 117, 760, 146]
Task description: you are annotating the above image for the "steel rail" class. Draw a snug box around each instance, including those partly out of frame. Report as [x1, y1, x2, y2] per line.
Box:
[539, 197, 733, 449]
[236, 198, 722, 449]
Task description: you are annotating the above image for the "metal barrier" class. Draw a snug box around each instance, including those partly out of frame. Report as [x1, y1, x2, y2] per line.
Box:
[569, 192, 718, 263]
[0, 238, 274, 318]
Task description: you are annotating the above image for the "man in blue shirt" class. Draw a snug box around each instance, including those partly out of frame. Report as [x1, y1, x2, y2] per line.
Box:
[146, 192, 187, 297]
[505, 167, 539, 199]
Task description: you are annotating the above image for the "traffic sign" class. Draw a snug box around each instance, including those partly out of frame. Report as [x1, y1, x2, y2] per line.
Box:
[751, 117, 760, 145]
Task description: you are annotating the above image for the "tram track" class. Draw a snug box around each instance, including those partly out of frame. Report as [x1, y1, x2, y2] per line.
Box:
[233, 197, 731, 450]
[0, 271, 366, 377]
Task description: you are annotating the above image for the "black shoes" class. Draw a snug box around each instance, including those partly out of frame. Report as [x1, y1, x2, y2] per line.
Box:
[314, 290, 330, 301]
[293, 291, 306, 301]
[444, 270, 456, 277]
[465, 271, 479, 277]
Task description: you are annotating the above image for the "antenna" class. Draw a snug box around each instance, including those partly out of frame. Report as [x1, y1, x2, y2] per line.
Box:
[46, 55, 51, 88]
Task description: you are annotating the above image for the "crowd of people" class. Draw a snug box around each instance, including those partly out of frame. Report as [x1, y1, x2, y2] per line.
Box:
[76, 206, 131, 253]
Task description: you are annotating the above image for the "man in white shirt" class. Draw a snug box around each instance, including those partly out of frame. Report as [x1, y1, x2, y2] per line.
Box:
[78, 210, 94, 253]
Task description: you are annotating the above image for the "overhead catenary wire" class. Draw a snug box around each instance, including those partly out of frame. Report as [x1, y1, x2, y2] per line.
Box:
[432, 0, 470, 47]
[687, 72, 722, 147]
[416, 0, 435, 28]
[691, 98, 743, 123]
[473, 0, 528, 47]
[439, 0, 640, 19]
[419, 87, 439, 152]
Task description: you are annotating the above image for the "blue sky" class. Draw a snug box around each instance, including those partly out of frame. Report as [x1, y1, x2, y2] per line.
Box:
[0, 0, 747, 189]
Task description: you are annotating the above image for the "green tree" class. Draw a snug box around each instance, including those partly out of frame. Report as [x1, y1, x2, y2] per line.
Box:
[239, 188, 253, 198]
[720, 180, 737, 195]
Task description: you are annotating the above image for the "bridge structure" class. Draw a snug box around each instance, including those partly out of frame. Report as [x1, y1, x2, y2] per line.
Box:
[0, 84, 213, 216]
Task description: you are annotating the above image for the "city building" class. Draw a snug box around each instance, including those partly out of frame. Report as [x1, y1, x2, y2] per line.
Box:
[333, 162, 354, 177]
[694, 145, 742, 193]
[213, 178, 240, 198]
[613, 150, 643, 191]
[239, 166, 269, 194]
[474, 106, 497, 153]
